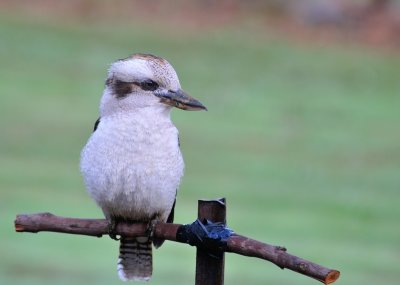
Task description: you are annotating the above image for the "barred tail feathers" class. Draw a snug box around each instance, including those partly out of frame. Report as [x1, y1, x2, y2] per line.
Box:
[118, 236, 152, 281]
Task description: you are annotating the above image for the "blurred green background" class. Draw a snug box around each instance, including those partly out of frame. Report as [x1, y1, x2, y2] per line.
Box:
[1, 1, 400, 285]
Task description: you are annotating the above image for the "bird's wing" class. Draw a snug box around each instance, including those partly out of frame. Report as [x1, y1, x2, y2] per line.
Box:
[166, 134, 179, 224]
[166, 198, 176, 224]
[93, 117, 101, 132]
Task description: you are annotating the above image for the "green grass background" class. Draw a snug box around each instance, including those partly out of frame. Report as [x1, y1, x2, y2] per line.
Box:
[1, 13, 399, 285]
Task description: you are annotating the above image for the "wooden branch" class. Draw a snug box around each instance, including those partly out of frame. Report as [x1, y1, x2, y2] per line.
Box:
[15, 213, 340, 284]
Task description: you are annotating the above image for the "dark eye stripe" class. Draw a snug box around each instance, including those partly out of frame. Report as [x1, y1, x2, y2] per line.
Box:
[114, 80, 132, 98]
[111, 79, 159, 99]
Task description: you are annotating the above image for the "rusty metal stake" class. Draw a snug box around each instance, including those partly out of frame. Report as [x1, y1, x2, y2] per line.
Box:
[195, 198, 227, 285]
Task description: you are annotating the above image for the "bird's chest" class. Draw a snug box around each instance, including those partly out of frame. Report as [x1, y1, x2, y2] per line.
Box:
[81, 115, 184, 210]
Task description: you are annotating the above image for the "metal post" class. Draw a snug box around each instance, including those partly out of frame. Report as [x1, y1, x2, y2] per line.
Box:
[195, 198, 226, 285]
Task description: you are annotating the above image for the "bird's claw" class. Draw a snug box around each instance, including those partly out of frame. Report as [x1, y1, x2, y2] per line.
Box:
[108, 219, 120, 241]
[147, 220, 158, 239]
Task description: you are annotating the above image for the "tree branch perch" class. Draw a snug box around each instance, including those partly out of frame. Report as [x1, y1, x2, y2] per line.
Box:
[15, 213, 340, 284]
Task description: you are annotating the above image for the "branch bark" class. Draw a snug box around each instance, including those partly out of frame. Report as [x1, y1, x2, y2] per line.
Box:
[15, 213, 340, 284]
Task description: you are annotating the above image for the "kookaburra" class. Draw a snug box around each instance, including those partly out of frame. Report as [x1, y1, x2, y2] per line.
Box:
[80, 53, 206, 281]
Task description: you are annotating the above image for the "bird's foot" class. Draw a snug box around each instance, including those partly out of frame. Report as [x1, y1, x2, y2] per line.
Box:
[148, 219, 166, 248]
[146, 220, 158, 239]
[107, 219, 120, 241]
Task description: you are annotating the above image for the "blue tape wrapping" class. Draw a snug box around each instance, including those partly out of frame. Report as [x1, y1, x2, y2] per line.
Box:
[176, 219, 234, 259]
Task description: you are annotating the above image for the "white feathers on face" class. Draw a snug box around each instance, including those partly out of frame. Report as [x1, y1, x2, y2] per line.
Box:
[109, 58, 153, 83]
[99, 54, 181, 116]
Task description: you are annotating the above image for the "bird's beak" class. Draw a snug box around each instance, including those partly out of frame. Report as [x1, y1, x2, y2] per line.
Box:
[154, 89, 207, 111]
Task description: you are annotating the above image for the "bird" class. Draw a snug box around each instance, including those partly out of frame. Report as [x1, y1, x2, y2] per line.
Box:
[80, 53, 206, 281]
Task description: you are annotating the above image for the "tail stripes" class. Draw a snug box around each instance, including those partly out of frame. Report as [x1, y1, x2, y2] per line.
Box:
[118, 236, 152, 281]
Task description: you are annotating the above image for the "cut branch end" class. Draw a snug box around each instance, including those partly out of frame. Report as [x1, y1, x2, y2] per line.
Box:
[325, 270, 340, 284]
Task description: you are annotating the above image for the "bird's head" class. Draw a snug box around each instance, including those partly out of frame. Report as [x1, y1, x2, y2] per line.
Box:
[100, 53, 206, 116]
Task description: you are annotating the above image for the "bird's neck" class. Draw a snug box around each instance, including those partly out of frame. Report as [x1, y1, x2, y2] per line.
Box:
[102, 105, 173, 127]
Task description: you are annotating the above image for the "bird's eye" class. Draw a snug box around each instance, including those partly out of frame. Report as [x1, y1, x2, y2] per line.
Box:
[140, 80, 159, 91]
